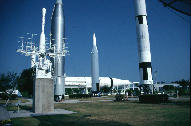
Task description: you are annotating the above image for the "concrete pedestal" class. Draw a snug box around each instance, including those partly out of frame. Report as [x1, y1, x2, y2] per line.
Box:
[33, 78, 54, 113]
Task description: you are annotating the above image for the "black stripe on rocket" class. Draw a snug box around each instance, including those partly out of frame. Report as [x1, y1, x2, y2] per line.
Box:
[139, 62, 152, 80]
[136, 15, 147, 24]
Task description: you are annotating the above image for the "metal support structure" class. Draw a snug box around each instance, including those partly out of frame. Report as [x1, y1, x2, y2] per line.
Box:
[17, 3, 68, 103]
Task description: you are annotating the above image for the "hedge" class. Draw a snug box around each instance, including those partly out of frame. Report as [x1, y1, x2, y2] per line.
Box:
[139, 94, 168, 103]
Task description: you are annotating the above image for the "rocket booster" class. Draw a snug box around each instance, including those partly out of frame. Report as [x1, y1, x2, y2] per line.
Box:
[91, 33, 100, 92]
[134, 0, 153, 85]
[51, 0, 65, 97]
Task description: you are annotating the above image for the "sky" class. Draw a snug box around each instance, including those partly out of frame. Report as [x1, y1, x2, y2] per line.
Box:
[0, 0, 190, 82]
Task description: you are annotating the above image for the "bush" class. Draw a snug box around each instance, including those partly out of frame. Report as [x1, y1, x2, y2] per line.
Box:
[0, 119, 12, 126]
[0, 93, 17, 100]
[130, 89, 140, 96]
[69, 94, 91, 99]
[10, 94, 17, 100]
[100, 86, 111, 94]
[139, 94, 168, 103]
[0, 93, 8, 100]
[21, 91, 31, 98]
[178, 88, 190, 96]
[115, 94, 126, 102]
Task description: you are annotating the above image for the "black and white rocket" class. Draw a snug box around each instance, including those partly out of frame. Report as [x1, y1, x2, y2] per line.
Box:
[134, 0, 153, 86]
[51, 0, 65, 100]
[91, 33, 100, 92]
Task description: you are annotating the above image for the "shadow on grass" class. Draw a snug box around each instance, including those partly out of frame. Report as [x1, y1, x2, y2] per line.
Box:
[36, 114, 132, 126]
[126, 99, 190, 106]
[13, 114, 132, 126]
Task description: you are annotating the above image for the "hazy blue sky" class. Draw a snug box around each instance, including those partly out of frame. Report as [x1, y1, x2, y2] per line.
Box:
[0, 0, 190, 82]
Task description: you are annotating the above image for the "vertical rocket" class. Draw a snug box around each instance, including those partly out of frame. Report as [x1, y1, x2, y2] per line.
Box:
[39, 8, 46, 68]
[134, 0, 153, 88]
[39, 8, 46, 54]
[51, 0, 65, 100]
[91, 33, 100, 92]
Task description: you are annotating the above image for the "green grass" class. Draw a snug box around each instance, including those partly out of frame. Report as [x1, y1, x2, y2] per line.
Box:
[11, 97, 190, 126]
[6, 105, 32, 111]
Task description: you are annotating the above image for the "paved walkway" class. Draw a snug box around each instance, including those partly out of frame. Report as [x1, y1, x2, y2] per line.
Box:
[9, 109, 76, 118]
[0, 106, 10, 121]
[98, 100, 113, 102]
[20, 97, 139, 104]
[55, 99, 92, 104]
[168, 97, 190, 101]
[20, 99, 93, 104]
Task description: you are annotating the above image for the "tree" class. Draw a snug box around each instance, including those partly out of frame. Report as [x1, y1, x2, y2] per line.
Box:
[0, 72, 19, 100]
[100, 85, 111, 94]
[172, 79, 190, 96]
[163, 85, 175, 91]
[18, 68, 35, 97]
[174, 79, 190, 88]
[0, 73, 10, 91]
[0, 72, 18, 92]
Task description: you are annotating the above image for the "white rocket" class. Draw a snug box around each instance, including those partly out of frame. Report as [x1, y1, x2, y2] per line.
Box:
[39, 8, 46, 68]
[36, 8, 52, 79]
[134, 0, 153, 86]
[91, 33, 100, 92]
[39, 8, 46, 54]
[17, 8, 52, 79]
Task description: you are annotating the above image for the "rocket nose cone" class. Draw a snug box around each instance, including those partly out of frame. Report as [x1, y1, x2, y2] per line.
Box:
[56, 0, 62, 4]
[93, 33, 96, 46]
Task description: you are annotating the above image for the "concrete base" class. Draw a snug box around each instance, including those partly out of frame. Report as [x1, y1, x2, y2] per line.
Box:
[33, 78, 54, 113]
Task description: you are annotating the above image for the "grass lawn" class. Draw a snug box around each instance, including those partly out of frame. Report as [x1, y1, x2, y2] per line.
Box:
[11, 97, 190, 126]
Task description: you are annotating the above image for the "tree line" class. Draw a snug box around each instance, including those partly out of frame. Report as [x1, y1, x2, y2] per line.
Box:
[0, 68, 190, 97]
[0, 68, 34, 97]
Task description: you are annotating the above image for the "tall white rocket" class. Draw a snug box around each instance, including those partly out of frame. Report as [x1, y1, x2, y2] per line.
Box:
[134, 0, 153, 86]
[39, 8, 46, 54]
[38, 8, 46, 69]
[91, 33, 99, 92]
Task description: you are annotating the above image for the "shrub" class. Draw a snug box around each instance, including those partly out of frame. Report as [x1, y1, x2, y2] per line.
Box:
[133, 89, 141, 96]
[178, 88, 190, 96]
[0, 93, 8, 100]
[115, 94, 126, 102]
[21, 91, 31, 98]
[69, 94, 91, 99]
[10, 94, 17, 100]
[0, 119, 12, 126]
[0, 93, 17, 100]
[139, 94, 168, 103]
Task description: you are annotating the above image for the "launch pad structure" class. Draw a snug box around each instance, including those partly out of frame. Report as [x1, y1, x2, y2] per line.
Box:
[17, 1, 68, 112]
